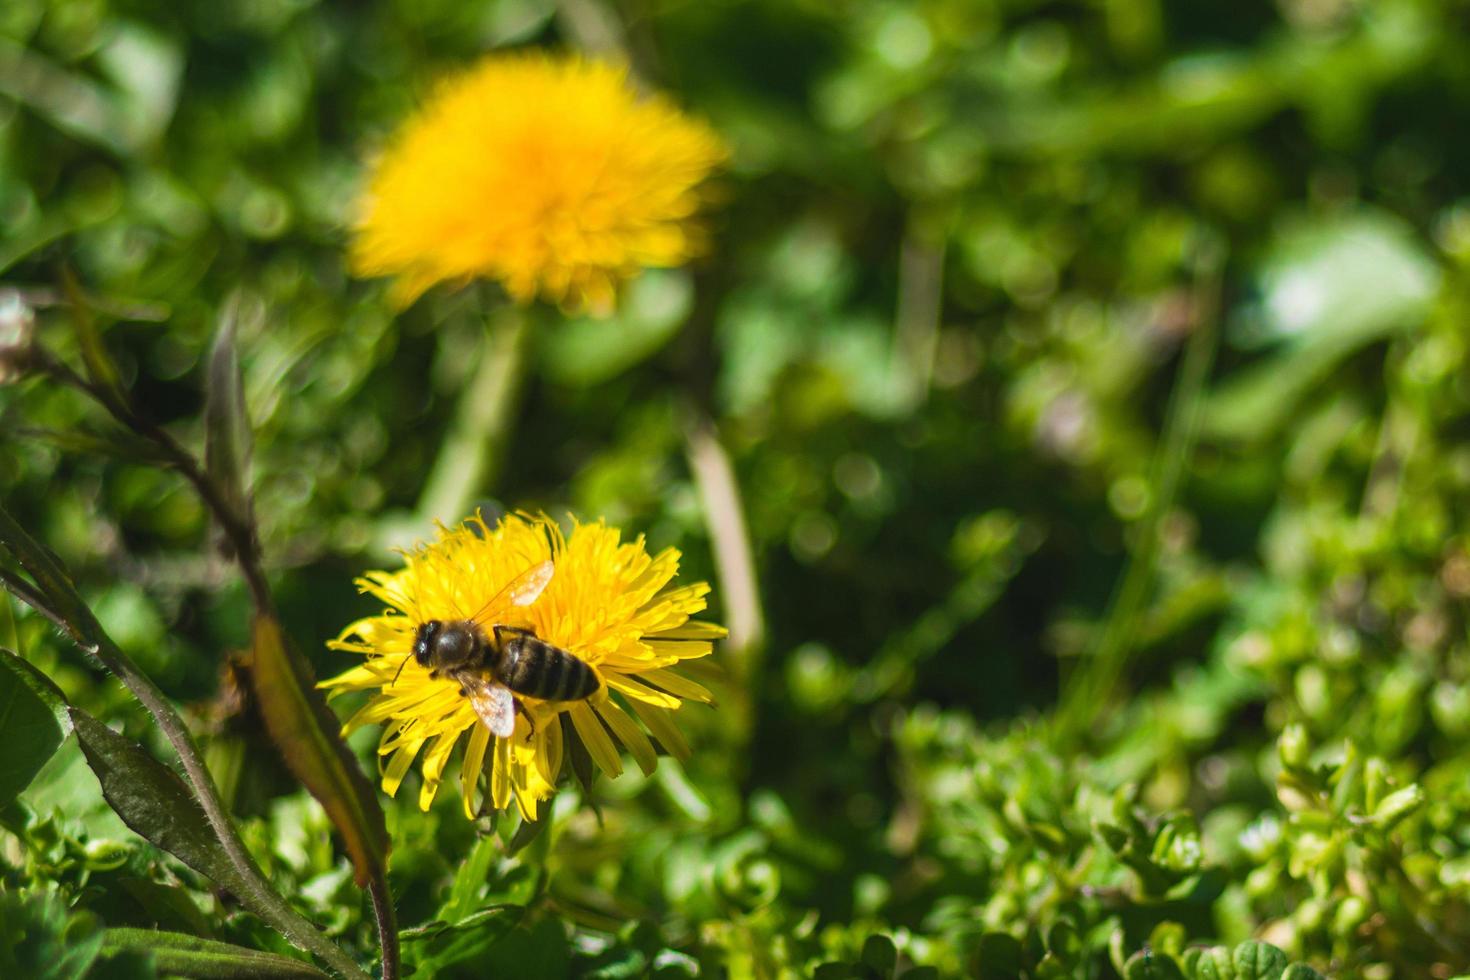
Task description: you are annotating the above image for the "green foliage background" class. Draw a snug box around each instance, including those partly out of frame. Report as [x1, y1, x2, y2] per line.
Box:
[3, 0, 1470, 976]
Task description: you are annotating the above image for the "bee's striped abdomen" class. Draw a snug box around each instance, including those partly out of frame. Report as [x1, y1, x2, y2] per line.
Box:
[499, 632, 598, 701]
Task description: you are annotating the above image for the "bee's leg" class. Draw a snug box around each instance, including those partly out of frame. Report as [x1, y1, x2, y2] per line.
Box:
[428, 669, 439, 679]
[515, 699, 537, 740]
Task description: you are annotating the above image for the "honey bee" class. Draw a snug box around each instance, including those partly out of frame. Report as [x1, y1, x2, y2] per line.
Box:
[409, 560, 598, 738]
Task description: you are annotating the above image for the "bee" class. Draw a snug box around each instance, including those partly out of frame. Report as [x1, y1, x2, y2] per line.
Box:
[408, 560, 598, 739]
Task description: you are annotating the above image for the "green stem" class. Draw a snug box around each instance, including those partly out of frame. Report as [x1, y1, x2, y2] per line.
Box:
[0, 512, 371, 980]
[414, 307, 530, 526]
[1053, 256, 1222, 746]
[31, 342, 383, 978]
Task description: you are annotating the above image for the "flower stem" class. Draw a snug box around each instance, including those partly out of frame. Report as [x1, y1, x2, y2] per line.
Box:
[683, 407, 765, 691]
[414, 307, 530, 526]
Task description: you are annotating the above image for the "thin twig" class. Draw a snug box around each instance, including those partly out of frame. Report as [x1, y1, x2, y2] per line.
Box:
[0, 566, 70, 634]
[34, 347, 271, 610]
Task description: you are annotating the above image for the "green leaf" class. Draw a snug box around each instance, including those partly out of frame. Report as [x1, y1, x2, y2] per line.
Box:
[1203, 208, 1440, 441]
[250, 614, 388, 886]
[68, 707, 250, 899]
[1246, 209, 1439, 348]
[1124, 950, 1186, 980]
[203, 295, 256, 530]
[1279, 967, 1326, 980]
[539, 270, 693, 387]
[1370, 784, 1424, 828]
[1230, 941, 1287, 980]
[1192, 946, 1235, 980]
[974, 932, 1024, 979]
[438, 835, 500, 924]
[102, 928, 328, 979]
[0, 650, 69, 806]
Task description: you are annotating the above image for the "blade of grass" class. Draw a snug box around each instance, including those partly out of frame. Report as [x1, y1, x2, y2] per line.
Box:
[1054, 245, 1223, 745]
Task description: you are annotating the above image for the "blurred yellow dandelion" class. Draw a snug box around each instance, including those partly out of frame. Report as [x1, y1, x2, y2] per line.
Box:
[321, 512, 723, 821]
[350, 51, 728, 315]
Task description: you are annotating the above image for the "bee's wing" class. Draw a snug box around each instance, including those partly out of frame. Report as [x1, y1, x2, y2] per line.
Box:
[457, 672, 517, 739]
[468, 559, 554, 627]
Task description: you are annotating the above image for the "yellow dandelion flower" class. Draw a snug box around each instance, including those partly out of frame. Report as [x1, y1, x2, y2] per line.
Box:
[322, 512, 724, 821]
[350, 50, 728, 314]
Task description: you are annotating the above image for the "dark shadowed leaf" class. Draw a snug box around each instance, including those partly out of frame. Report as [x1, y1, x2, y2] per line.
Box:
[562, 712, 600, 807]
[249, 614, 388, 886]
[507, 812, 546, 856]
[102, 928, 329, 979]
[68, 708, 248, 899]
[860, 935, 897, 976]
[0, 649, 69, 806]
[974, 933, 1024, 980]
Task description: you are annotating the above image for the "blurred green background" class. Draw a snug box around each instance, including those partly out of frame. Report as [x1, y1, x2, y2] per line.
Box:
[5, 0, 1470, 976]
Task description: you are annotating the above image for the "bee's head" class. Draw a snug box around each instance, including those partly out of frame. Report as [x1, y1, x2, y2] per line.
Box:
[412, 620, 442, 666]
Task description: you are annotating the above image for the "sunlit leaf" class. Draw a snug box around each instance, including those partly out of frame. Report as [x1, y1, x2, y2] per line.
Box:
[248, 614, 388, 886]
[539, 270, 694, 387]
[1204, 209, 1440, 441]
